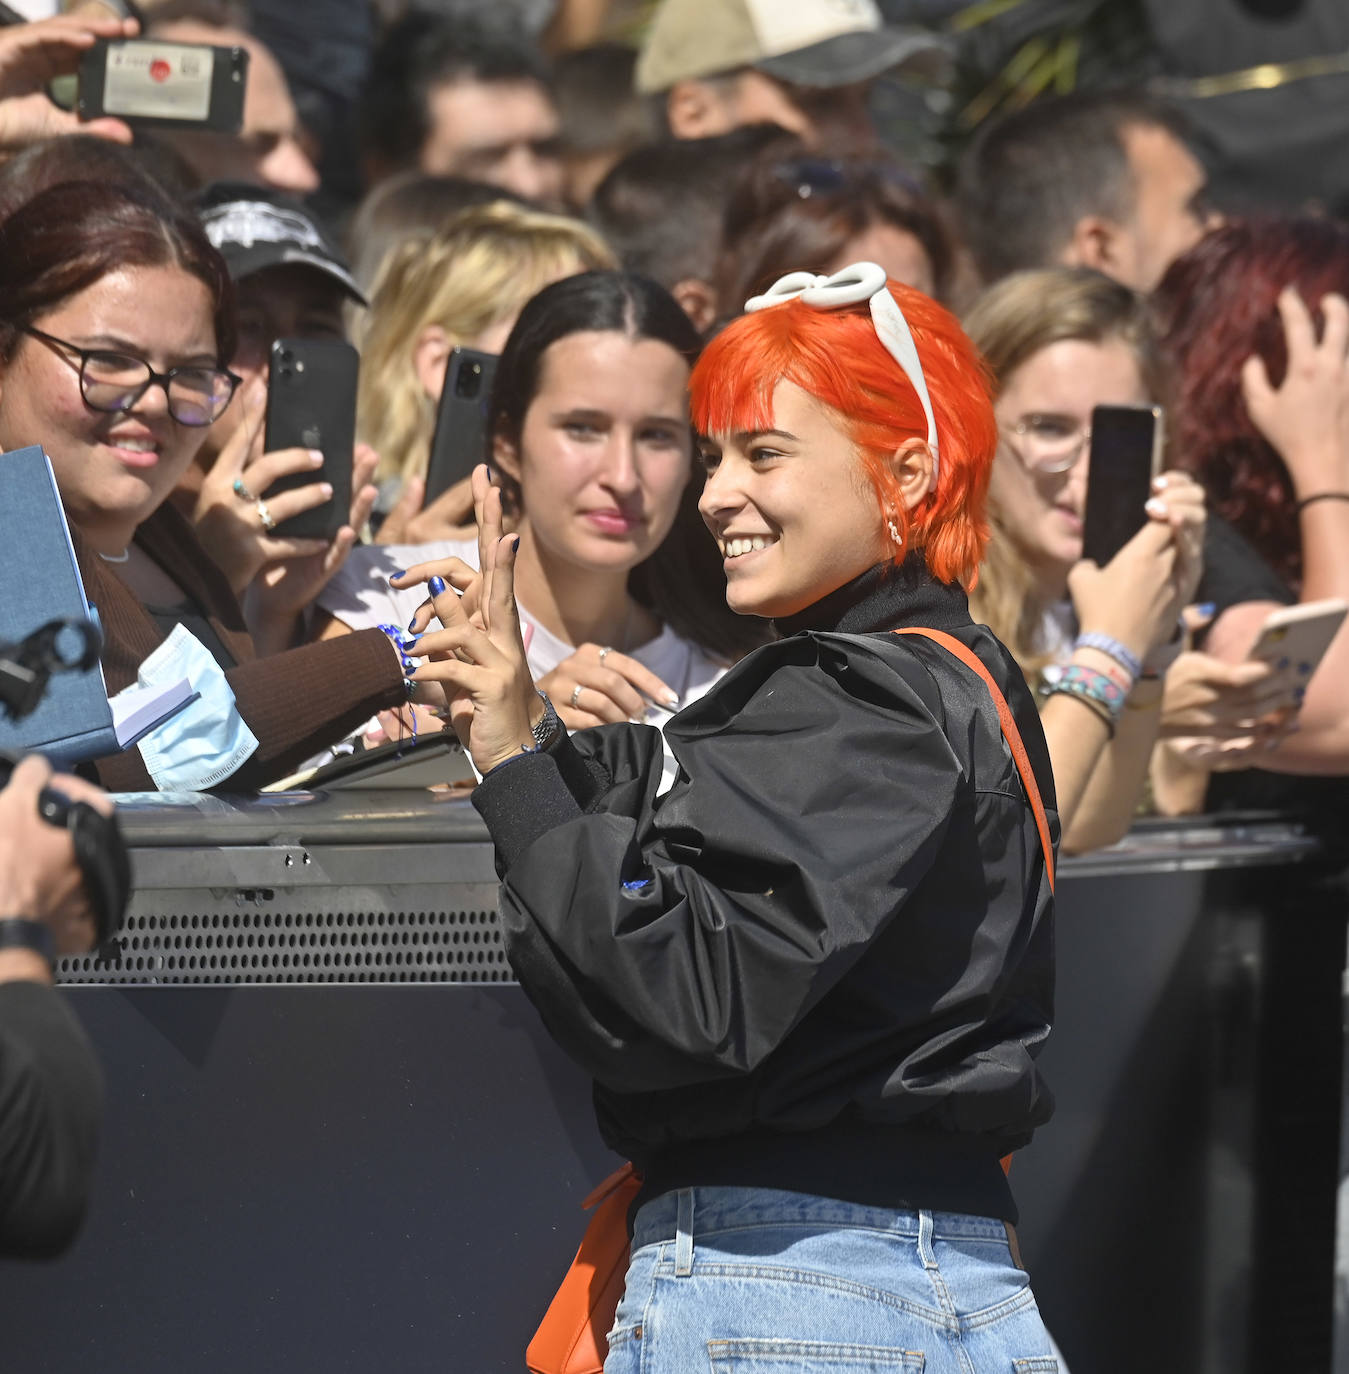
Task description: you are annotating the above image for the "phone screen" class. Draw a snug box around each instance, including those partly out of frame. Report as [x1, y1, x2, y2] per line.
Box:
[1080, 404, 1162, 566]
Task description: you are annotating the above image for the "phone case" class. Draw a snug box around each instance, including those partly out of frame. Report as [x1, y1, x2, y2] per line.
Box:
[1247, 598, 1348, 678]
[78, 40, 248, 133]
[1080, 404, 1164, 567]
[424, 348, 498, 505]
[263, 339, 359, 542]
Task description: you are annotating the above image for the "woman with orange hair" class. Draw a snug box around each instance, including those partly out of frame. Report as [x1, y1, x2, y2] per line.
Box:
[392, 264, 1197, 1369]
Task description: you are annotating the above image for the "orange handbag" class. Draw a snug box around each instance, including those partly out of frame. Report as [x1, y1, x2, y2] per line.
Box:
[526, 1162, 643, 1374]
[526, 629, 1055, 1374]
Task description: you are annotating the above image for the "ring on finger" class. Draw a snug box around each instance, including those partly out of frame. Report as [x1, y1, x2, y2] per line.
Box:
[233, 477, 256, 501]
[598, 645, 613, 665]
[569, 684, 584, 709]
[256, 498, 276, 533]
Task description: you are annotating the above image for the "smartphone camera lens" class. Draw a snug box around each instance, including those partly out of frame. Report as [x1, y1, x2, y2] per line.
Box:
[454, 362, 482, 399]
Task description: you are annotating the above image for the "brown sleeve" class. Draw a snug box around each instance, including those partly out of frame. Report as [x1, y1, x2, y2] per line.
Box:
[90, 628, 406, 792]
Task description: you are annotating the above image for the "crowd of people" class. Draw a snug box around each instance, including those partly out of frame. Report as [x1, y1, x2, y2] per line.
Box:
[1, 0, 1346, 1364]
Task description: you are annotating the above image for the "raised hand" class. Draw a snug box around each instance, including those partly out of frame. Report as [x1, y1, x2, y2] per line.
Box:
[1242, 287, 1349, 500]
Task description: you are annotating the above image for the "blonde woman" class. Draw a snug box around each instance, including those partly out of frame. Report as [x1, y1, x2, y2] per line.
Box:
[965, 268, 1299, 850]
[356, 200, 615, 544]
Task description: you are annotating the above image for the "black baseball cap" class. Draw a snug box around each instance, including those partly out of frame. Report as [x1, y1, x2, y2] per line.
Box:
[195, 182, 366, 306]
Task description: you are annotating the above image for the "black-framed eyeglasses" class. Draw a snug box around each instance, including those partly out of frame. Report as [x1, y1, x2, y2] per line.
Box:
[22, 326, 241, 427]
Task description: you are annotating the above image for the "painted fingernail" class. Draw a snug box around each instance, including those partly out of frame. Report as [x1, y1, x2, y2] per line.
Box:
[388, 569, 407, 583]
[486, 463, 493, 480]
[512, 536, 520, 552]
[399, 633, 421, 650]
[406, 615, 420, 631]
[1195, 602, 1216, 618]
[429, 575, 447, 596]
[1144, 497, 1167, 517]
[308, 449, 323, 465]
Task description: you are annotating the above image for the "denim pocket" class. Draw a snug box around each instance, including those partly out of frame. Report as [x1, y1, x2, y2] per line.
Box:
[1012, 1360, 1059, 1372]
[708, 1338, 925, 1370]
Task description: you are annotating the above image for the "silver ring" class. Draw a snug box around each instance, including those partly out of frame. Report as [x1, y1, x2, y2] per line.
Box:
[256, 498, 276, 533]
[569, 684, 583, 709]
[598, 645, 613, 665]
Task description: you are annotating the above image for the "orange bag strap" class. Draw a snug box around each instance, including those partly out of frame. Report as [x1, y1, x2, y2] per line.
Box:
[893, 628, 1055, 894]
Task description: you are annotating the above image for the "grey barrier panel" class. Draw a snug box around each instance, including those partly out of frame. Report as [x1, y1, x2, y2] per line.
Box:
[0, 797, 1333, 1374]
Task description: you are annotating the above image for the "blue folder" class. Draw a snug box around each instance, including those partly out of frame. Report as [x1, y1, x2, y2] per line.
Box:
[0, 445, 120, 767]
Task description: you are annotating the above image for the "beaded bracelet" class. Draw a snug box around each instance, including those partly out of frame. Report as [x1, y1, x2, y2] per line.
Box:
[377, 622, 420, 701]
[1041, 663, 1128, 736]
[1073, 631, 1142, 682]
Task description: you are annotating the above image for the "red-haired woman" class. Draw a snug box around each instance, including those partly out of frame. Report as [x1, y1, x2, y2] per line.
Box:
[1155, 218, 1349, 776]
[391, 264, 1153, 1368]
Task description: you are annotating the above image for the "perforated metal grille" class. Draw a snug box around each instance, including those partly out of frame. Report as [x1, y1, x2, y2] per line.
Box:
[56, 905, 512, 985]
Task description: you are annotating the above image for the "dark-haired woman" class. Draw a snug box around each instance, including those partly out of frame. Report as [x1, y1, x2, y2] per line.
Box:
[0, 178, 407, 789]
[1156, 218, 1349, 776]
[320, 271, 759, 737]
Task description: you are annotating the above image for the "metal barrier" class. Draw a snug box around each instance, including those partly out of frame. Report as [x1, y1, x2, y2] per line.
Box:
[0, 794, 1340, 1374]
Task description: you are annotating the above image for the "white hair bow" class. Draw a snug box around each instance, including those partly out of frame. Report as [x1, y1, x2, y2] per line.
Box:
[744, 261, 939, 483]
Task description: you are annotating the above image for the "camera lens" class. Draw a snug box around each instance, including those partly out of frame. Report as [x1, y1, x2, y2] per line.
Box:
[454, 362, 482, 399]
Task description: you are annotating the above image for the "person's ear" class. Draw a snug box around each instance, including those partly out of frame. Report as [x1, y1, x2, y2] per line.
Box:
[666, 79, 732, 139]
[670, 277, 718, 334]
[413, 325, 451, 403]
[1062, 214, 1125, 278]
[892, 437, 934, 511]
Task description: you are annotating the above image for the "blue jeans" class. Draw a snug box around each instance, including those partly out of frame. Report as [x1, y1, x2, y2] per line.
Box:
[605, 1187, 1058, 1373]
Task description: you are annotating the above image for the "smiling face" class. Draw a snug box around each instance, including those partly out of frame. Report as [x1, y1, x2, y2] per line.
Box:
[497, 330, 693, 574]
[0, 264, 220, 552]
[697, 379, 892, 618]
[991, 335, 1150, 589]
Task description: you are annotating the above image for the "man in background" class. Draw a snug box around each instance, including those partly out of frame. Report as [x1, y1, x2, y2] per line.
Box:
[635, 0, 946, 147]
[361, 12, 564, 209]
[954, 90, 1219, 293]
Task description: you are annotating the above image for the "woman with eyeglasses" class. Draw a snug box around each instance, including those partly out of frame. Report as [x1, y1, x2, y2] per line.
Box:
[0, 179, 407, 790]
[963, 268, 1300, 849]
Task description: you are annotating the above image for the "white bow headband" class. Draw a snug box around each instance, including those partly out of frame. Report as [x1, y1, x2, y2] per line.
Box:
[744, 260, 940, 484]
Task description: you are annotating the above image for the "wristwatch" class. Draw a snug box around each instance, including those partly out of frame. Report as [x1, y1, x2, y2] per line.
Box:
[531, 693, 564, 751]
[0, 918, 54, 965]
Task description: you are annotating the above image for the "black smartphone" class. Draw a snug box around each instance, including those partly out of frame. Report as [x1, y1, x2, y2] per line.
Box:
[424, 347, 499, 505]
[263, 338, 359, 542]
[1080, 403, 1164, 566]
[77, 39, 248, 132]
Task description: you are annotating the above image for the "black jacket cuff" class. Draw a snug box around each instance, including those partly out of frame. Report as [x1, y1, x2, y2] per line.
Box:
[472, 751, 584, 870]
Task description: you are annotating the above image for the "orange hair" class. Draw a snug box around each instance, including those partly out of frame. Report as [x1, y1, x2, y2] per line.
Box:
[689, 280, 996, 588]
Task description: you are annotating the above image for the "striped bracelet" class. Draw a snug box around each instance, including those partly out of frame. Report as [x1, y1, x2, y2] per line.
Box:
[1073, 631, 1142, 682]
[1041, 663, 1129, 735]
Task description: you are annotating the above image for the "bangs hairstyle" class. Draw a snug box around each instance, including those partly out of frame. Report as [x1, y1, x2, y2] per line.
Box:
[0, 178, 235, 364]
[690, 281, 996, 588]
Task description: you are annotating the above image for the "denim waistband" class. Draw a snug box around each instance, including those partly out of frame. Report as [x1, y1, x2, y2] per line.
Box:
[630, 1185, 1012, 1251]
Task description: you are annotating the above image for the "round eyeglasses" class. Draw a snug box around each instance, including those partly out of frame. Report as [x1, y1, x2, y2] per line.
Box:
[1001, 413, 1091, 475]
[23, 326, 241, 427]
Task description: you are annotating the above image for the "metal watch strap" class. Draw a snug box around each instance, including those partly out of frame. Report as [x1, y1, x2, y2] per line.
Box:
[0, 918, 54, 964]
[531, 693, 564, 750]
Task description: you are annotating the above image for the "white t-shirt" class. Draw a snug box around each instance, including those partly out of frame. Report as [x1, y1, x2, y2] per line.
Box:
[320, 539, 727, 729]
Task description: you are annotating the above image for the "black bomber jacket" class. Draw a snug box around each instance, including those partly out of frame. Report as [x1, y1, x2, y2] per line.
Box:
[473, 559, 1058, 1223]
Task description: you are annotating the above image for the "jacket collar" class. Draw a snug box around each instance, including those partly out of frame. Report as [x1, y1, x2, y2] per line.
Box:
[774, 552, 972, 637]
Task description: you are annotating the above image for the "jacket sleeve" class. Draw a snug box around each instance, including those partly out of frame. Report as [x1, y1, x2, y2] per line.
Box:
[0, 981, 103, 1259]
[473, 635, 963, 1093]
[92, 628, 407, 792]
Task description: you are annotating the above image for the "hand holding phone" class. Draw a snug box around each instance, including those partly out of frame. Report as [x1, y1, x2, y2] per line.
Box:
[1244, 598, 1348, 686]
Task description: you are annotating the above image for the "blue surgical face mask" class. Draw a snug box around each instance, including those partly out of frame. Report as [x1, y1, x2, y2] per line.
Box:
[134, 624, 259, 791]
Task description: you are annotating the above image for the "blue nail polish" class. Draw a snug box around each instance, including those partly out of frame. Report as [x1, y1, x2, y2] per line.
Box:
[388, 569, 407, 583]
[399, 633, 421, 650]
[512, 536, 520, 552]
[1195, 602, 1216, 618]
[406, 615, 419, 632]
[429, 575, 447, 596]
[486, 463, 493, 480]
